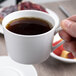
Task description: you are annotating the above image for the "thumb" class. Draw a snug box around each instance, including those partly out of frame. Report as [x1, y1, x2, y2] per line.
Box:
[61, 19, 76, 37]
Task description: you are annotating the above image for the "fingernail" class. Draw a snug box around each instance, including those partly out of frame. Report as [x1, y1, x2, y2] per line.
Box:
[61, 19, 72, 30]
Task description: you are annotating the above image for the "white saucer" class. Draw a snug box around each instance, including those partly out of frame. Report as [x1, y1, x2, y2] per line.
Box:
[0, 56, 37, 76]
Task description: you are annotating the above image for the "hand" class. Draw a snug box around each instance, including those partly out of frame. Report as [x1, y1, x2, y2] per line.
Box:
[59, 15, 76, 57]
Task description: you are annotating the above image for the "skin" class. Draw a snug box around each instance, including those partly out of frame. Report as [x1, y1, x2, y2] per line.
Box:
[59, 15, 76, 57]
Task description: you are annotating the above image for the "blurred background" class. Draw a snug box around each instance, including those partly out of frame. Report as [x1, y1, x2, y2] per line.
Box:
[0, 0, 70, 7]
[1, 0, 76, 76]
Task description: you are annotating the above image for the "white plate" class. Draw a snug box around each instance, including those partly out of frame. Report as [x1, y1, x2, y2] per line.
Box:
[0, 56, 37, 76]
[50, 52, 76, 63]
[50, 33, 76, 63]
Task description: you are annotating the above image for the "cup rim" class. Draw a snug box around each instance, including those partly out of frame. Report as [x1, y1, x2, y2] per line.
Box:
[2, 10, 59, 37]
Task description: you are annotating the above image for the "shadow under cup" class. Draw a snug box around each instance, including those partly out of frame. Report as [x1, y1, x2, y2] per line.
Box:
[2, 10, 59, 64]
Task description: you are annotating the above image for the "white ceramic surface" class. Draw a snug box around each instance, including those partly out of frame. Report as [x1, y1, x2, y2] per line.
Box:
[2, 10, 60, 64]
[0, 56, 37, 76]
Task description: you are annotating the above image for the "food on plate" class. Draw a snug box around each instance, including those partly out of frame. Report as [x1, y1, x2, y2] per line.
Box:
[53, 39, 64, 56]
[0, 1, 47, 23]
[61, 51, 74, 59]
[0, 5, 18, 23]
[18, 1, 47, 13]
[53, 39, 75, 59]
[60, 50, 69, 58]
[67, 52, 74, 59]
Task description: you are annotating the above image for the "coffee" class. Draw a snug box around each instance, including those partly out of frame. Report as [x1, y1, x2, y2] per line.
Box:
[6, 17, 52, 35]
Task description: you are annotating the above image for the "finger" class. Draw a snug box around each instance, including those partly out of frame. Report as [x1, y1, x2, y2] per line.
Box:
[68, 15, 76, 22]
[61, 19, 76, 37]
[59, 30, 72, 41]
[63, 40, 76, 57]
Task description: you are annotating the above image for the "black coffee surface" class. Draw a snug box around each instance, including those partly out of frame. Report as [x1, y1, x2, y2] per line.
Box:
[6, 17, 52, 35]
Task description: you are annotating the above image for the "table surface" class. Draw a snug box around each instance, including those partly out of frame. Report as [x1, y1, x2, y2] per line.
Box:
[0, 0, 76, 76]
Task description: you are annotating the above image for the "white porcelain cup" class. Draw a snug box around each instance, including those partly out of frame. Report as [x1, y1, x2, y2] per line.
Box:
[2, 10, 64, 64]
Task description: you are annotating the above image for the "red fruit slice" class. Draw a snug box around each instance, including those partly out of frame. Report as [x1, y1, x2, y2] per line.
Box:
[18, 1, 47, 13]
[53, 39, 64, 56]
[67, 52, 74, 59]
